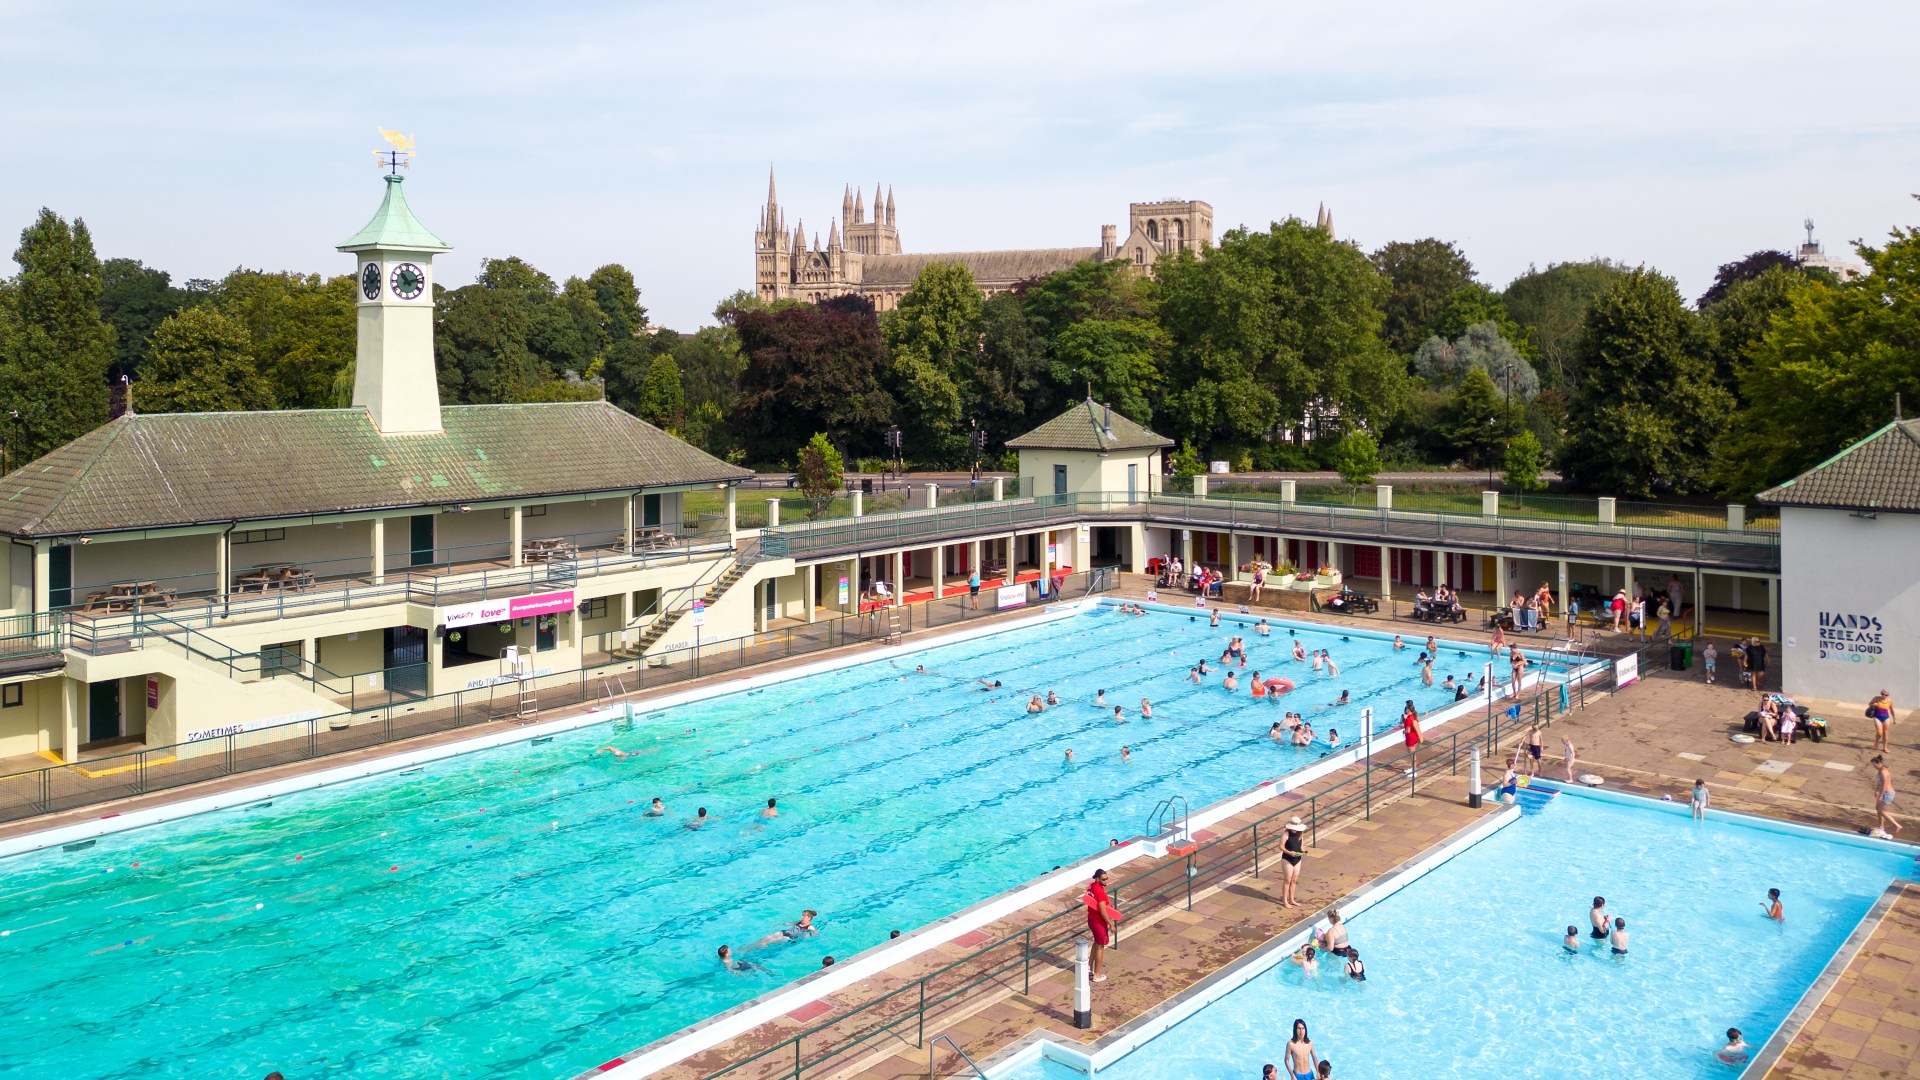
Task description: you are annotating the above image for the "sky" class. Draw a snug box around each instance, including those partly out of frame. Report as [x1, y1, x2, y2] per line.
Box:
[1, 1, 1916, 331]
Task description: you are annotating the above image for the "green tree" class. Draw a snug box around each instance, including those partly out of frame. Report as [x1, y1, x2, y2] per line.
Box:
[1369, 238, 1477, 355]
[1501, 259, 1630, 391]
[1413, 321, 1539, 400]
[584, 263, 647, 341]
[138, 305, 274, 413]
[976, 290, 1049, 443]
[636, 354, 684, 429]
[1560, 268, 1730, 496]
[533, 275, 611, 377]
[1154, 220, 1405, 455]
[1423, 284, 1534, 358]
[1049, 318, 1164, 423]
[883, 262, 985, 460]
[1697, 249, 1799, 309]
[1169, 439, 1203, 480]
[1712, 219, 1920, 497]
[435, 279, 543, 404]
[0, 209, 115, 460]
[213, 269, 355, 408]
[97, 257, 189, 379]
[794, 432, 845, 520]
[1333, 429, 1382, 487]
[1504, 428, 1547, 492]
[1699, 266, 1809, 395]
[1440, 366, 1510, 467]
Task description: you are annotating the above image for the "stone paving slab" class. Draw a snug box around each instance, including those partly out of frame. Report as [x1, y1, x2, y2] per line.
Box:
[1767, 883, 1920, 1079]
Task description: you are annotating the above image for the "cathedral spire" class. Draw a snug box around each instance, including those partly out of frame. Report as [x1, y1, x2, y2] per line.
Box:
[854, 186, 865, 224]
[794, 218, 806, 251]
[827, 217, 839, 251]
[886, 185, 895, 226]
[842, 185, 853, 226]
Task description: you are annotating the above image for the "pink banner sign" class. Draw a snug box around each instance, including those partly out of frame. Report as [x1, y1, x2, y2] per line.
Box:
[444, 590, 575, 629]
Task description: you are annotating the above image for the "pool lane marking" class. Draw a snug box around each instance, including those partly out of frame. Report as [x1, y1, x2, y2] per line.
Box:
[0, 916, 67, 938]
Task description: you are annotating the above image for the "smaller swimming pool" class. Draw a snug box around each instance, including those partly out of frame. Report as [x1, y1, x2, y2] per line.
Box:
[992, 789, 1915, 1080]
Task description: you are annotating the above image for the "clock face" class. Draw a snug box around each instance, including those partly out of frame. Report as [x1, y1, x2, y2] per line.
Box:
[359, 263, 381, 300]
[390, 262, 426, 300]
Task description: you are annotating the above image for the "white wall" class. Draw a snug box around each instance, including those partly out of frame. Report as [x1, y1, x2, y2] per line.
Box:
[1016, 447, 1159, 498]
[1779, 506, 1920, 705]
[72, 534, 218, 592]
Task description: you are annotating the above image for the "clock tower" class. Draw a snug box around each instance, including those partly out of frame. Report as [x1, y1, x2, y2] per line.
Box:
[337, 155, 451, 435]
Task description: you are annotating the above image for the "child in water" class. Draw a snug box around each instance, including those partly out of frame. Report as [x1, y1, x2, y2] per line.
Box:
[1563, 925, 1580, 954]
[1763, 888, 1784, 923]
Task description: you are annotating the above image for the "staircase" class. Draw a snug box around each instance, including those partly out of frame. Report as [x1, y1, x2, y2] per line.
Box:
[629, 539, 767, 655]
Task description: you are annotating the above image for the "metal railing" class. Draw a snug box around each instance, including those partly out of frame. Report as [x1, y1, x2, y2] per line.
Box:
[0, 570, 1117, 828]
[755, 491, 1780, 572]
[694, 670, 1603, 1080]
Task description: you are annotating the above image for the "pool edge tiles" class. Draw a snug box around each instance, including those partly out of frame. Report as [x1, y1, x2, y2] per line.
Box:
[978, 802, 1525, 1080]
[0, 598, 1099, 861]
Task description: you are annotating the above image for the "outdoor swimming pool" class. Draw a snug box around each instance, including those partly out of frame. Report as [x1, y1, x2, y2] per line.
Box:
[0, 604, 1536, 1079]
[994, 790, 1915, 1080]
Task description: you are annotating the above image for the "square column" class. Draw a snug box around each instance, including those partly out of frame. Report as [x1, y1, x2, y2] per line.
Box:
[851, 490, 864, 517]
[992, 477, 1004, 501]
[59, 678, 81, 762]
[1767, 575, 1779, 644]
[211, 534, 228, 602]
[725, 486, 738, 534]
[969, 539, 983, 577]
[892, 550, 904, 604]
[931, 545, 945, 600]
[624, 494, 637, 551]
[1128, 523, 1147, 573]
[1379, 544, 1392, 604]
[806, 563, 818, 623]
[510, 506, 524, 567]
[1006, 533, 1017, 580]
[1557, 560, 1569, 620]
[766, 498, 780, 527]
[371, 517, 386, 584]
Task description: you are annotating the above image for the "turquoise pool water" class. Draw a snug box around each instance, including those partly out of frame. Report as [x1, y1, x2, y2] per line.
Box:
[997, 791, 1915, 1080]
[0, 605, 1517, 1079]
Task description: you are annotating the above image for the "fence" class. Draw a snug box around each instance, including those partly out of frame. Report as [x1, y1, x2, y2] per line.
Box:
[0, 569, 1117, 829]
[695, 668, 1604, 1080]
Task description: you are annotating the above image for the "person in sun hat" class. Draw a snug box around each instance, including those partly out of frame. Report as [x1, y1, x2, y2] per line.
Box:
[1281, 816, 1307, 907]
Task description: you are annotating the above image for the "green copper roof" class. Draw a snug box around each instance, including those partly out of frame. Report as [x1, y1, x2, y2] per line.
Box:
[337, 175, 451, 253]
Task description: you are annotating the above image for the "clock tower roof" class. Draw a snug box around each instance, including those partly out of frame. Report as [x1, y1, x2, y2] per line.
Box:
[337, 174, 451, 254]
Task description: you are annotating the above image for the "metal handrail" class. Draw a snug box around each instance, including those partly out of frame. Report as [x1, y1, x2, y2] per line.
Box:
[927, 1034, 988, 1080]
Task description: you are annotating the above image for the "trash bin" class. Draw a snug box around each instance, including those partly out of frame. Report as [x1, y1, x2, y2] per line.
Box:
[1669, 641, 1692, 671]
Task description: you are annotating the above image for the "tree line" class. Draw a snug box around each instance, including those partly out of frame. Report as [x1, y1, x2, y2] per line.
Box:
[2, 202, 1917, 498]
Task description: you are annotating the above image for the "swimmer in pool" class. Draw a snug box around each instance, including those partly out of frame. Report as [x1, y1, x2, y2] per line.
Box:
[1210, 609, 1221, 627]
[1028, 695, 1046, 714]
[1454, 683, 1470, 702]
[646, 797, 667, 816]
[1120, 746, 1131, 761]
[685, 807, 711, 830]
[751, 910, 819, 948]
[760, 798, 779, 819]
[974, 679, 1003, 691]
[1718, 1029, 1749, 1065]
[1289, 944, 1318, 977]
[1064, 749, 1074, 763]
[1141, 698, 1153, 718]
[1326, 728, 1342, 749]
[595, 746, 637, 759]
[1590, 896, 1609, 938]
[1096, 689, 1108, 706]
[1292, 724, 1312, 747]
[1763, 888, 1784, 923]
[1344, 947, 1365, 981]
[1312, 650, 1325, 672]
[1198, 660, 1212, 674]
[1609, 917, 1629, 955]
[1328, 690, 1350, 707]
[1442, 675, 1456, 690]
[1270, 722, 1286, 740]
[1188, 667, 1203, 684]
[1046, 691, 1061, 707]
[1564, 925, 1580, 954]
[1223, 671, 1240, 691]
[717, 944, 767, 973]
[1425, 635, 1438, 655]
[1257, 619, 1271, 636]
[1112, 706, 1125, 722]
[1292, 640, 1307, 662]
[1392, 635, 1405, 650]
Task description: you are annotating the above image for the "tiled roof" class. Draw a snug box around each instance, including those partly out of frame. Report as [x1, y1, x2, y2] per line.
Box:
[860, 248, 1103, 288]
[0, 402, 750, 537]
[1005, 399, 1174, 453]
[1756, 419, 1920, 512]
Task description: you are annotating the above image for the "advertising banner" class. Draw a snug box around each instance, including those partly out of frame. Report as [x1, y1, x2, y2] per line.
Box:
[443, 590, 576, 629]
[1615, 654, 1640, 687]
[996, 584, 1027, 610]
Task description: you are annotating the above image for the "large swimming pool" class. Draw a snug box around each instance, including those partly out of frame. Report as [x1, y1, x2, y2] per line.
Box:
[0, 604, 1522, 1079]
[995, 790, 1915, 1080]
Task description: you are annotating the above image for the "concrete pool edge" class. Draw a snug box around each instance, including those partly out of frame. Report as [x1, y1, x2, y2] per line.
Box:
[974, 801, 1525, 1078]
[0, 599, 1100, 861]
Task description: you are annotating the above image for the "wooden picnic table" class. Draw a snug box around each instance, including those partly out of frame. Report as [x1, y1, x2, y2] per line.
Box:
[82, 580, 176, 613]
[232, 564, 314, 592]
[522, 537, 578, 562]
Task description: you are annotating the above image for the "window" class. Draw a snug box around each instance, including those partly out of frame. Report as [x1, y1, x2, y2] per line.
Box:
[1127, 463, 1138, 501]
[502, 505, 548, 519]
[1134, 248, 1144, 265]
[233, 528, 286, 545]
[1146, 220, 1159, 241]
[261, 641, 302, 677]
[1, 684, 20, 708]
[580, 597, 609, 619]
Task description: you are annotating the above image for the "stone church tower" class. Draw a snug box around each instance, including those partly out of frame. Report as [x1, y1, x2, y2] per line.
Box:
[753, 167, 1218, 311]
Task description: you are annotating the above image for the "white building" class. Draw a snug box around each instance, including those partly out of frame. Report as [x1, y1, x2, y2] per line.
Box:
[1759, 418, 1920, 704]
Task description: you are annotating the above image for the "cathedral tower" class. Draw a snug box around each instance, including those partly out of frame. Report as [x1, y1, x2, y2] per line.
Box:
[843, 181, 901, 255]
[753, 167, 792, 302]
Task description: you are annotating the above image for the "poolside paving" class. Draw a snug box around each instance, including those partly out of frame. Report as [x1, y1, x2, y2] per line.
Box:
[1766, 883, 1920, 1080]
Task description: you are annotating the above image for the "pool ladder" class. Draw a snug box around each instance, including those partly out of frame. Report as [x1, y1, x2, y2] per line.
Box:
[1145, 794, 1193, 847]
[926, 1034, 987, 1079]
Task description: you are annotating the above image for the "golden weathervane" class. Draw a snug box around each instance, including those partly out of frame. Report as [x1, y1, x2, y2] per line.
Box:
[373, 128, 416, 174]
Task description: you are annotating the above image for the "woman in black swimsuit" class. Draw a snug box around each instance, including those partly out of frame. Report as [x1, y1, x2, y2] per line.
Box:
[1281, 815, 1307, 908]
